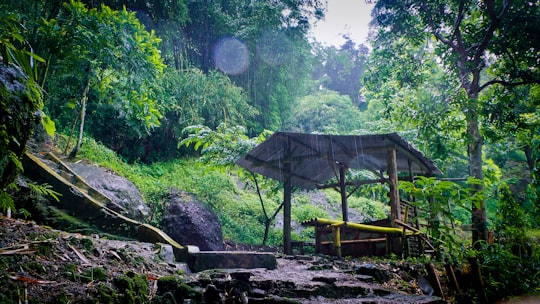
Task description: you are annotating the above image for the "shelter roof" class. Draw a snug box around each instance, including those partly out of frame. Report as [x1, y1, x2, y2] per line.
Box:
[236, 132, 442, 190]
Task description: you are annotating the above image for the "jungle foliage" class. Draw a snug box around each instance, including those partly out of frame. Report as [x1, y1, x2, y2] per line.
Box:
[2, 0, 540, 301]
[0, 11, 44, 213]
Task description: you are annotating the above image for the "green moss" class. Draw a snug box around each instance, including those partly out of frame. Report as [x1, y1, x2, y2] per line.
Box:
[95, 282, 116, 303]
[0, 276, 19, 303]
[177, 283, 199, 299]
[81, 267, 108, 282]
[156, 275, 180, 294]
[155, 275, 200, 303]
[36, 242, 54, 256]
[22, 261, 47, 275]
[113, 272, 149, 304]
[79, 237, 95, 252]
[64, 263, 80, 282]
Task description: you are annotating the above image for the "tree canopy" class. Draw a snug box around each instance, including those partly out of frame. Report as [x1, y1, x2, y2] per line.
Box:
[368, 0, 540, 243]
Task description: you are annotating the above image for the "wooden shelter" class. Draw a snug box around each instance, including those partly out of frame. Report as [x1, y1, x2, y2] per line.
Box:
[236, 132, 442, 255]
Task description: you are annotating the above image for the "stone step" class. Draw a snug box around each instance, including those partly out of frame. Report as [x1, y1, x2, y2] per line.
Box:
[188, 251, 277, 272]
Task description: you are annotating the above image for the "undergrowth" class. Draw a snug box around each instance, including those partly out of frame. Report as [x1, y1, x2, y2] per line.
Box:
[58, 135, 388, 246]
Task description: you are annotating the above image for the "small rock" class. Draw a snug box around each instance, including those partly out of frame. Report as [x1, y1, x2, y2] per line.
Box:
[418, 276, 435, 295]
[356, 274, 375, 282]
[353, 263, 390, 283]
[250, 288, 267, 298]
[229, 270, 251, 281]
[293, 255, 313, 261]
[312, 276, 337, 284]
[157, 244, 175, 264]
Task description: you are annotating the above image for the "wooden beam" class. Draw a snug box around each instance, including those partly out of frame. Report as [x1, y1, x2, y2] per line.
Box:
[317, 178, 385, 189]
[386, 137, 434, 174]
[394, 219, 421, 233]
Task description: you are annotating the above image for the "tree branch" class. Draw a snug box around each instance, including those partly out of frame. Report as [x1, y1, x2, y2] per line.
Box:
[251, 172, 269, 220]
[480, 79, 540, 91]
[473, 0, 510, 63]
[450, 0, 466, 41]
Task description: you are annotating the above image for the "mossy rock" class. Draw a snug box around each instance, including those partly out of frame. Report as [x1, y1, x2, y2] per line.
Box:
[154, 275, 201, 303]
[113, 272, 149, 304]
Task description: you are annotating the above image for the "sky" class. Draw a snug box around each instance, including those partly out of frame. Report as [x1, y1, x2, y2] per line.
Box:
[309, 0, 375, 47]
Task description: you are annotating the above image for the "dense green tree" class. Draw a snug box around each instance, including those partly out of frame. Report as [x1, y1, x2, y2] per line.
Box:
[312, 36, 369, 106]
[364, 40, 469, 177]
[37, 1, 165, 157]
[77, 0, 189, 69]
[283, 91, 366, 134]
[101, 68, 256, 162]
[180, 124, 280, 245]
[369, 0, 540, 243]
[184, 0, 324, 133]
[481, 84, 540, 226]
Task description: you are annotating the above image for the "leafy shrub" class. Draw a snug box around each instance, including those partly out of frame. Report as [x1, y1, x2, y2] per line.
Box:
[293, 203, 329, 223]
[400, 176, 477, 261]
[493, 182, 528, 247]
[348, 196, 389, 222]
[1, 12, 44, 212]
[472, 242, 540, 302]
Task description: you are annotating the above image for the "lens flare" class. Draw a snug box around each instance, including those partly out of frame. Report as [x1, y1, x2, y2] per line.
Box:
[213, 37, 249, 75]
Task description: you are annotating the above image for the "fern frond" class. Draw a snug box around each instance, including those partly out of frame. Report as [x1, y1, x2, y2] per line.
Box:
[28, 183, 62, 202]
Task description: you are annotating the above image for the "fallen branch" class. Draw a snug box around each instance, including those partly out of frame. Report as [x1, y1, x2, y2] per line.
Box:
[69, 244, 91, 265]
[10, 275, 56, 285]
[0, 248, 36, 255]
[0, 243, 34, 255]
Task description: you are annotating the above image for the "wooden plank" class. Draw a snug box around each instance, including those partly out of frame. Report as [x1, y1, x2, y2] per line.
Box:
[425, 262, 445, 299]
[394, 219, 422, 233]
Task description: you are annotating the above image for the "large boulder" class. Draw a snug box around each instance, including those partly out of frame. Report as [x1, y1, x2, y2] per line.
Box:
[69, 162, 151, 222]
[161, 190, 224, 251]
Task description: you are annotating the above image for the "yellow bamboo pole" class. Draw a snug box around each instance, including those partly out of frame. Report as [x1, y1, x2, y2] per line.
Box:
[312, 218, 420, 235]
[332, 226, 341, 257]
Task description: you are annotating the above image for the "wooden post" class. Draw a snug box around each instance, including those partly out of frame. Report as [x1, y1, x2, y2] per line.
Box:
[401, 205, 409, 257]
[283, 137, 292, 255]
[339, 164, 348, 222]
[386, 144, 401, 255]
[425, 262, 445, 299]
[315, 226, 321, 254]
[283, 177, 292, 255]
[386, 145, 400, 226]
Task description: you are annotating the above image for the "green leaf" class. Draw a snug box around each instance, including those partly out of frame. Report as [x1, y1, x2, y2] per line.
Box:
[42, 114, 56, 138]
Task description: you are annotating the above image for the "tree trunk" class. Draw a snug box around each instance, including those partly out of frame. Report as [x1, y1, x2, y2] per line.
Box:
[465, 94, 487, 244]
[69, 78, 90, 159]
[524, 145, 534, 172]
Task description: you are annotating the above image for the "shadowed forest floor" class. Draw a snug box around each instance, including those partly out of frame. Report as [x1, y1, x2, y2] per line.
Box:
[0, 216, 449, 303]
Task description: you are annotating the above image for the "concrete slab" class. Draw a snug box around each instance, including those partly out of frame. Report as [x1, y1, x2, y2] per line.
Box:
[188, 251, 277, 272]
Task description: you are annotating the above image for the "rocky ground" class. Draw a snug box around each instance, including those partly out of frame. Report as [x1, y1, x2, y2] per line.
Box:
[0, 215, 449, 304]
